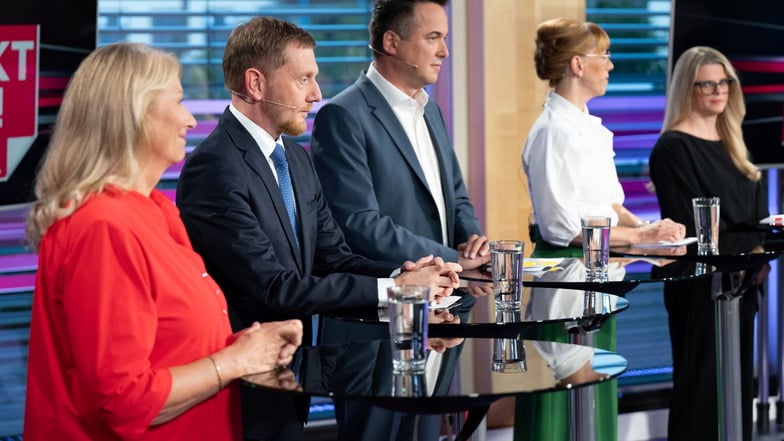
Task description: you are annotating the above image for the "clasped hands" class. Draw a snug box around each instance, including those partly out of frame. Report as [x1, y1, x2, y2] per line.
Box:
[224, 319, 303, 386]
[395, 255, 462, 303]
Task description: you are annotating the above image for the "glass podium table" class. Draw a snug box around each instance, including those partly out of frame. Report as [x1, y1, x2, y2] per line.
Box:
[316, 255, 713, 441]
[461, 254, 711, 294]
[460, 255, 715, 441]
[325, 284, 629, 340]
[322, 271, 630, 441]
[615, 229, 782, 441]
[244, 337, 627, 441]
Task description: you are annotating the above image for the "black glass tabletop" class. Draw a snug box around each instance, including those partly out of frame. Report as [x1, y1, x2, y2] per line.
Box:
[614, 229, 781, 271]
[461, 255, 714, 295]
[243, 337, 627, 414]
[324, 284, 629, 339]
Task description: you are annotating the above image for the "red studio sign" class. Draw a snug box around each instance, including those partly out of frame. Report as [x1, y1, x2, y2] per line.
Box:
[0, 25, 39, 182]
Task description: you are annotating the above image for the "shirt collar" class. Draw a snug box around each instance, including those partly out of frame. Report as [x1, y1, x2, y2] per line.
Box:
[366, 63, 429, 111]
[545, 90, 603, 126]
[228, 104, 284, 158]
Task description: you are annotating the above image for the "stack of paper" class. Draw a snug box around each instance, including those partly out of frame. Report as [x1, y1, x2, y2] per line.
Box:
[759, 215, 784, 226]
[632, 237, 698, 248]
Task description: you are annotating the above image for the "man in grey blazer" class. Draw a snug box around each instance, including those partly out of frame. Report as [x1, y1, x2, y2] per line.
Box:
[311, 0, 489, 439]
[311, 0, 488, 271]
[177, 16, 461, 441]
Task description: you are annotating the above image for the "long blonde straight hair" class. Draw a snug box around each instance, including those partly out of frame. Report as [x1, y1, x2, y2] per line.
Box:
[662, 46, 759, 181]
[26, 43, 181, 250]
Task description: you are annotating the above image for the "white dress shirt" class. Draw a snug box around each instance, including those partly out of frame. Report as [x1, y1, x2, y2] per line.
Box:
[522, 91, 624, 247]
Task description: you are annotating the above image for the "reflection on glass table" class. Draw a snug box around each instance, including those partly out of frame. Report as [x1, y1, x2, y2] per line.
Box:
[524, 259, 624, 332]
[242, 338, 627, 441]
[492, 311, 527, 374]
[522, 258, 627, 441]
[616, 229, 777, 271]
[392, 371, 427, 397]
[323, 281, 629, 340]
[492, 336, 527, 373]
[462, 254, 715, 296]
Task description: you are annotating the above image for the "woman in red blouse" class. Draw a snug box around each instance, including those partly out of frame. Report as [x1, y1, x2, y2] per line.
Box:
[23, 43, 303, 441]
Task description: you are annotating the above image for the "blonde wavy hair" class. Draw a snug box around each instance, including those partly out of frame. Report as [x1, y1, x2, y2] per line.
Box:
[662, 46, 759, 181]
[26, 43, 181, 250]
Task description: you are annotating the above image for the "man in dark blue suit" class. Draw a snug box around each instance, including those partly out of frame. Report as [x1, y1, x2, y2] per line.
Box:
[176, 16, 461, 441]
[311, 1, 489, 439]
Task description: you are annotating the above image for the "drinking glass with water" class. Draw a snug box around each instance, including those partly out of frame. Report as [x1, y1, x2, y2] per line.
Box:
[692, 197, 720, 254]
[490, 240, 524, 310]
[387, 285, 429, 373]
[581, 216, 611, 282]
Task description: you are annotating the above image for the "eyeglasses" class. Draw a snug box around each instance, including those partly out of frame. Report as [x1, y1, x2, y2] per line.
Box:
[579, 51, 612, 62]
[693, 78, 735, 96]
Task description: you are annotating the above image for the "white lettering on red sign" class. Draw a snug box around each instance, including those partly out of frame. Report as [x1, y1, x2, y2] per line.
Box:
[0, 25, 39, 181]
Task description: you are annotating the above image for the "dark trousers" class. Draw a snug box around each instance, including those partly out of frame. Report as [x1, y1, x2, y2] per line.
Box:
[321, 317, 457, 441]
[664, 276, 757, 441]
[240, 386, 305, 441]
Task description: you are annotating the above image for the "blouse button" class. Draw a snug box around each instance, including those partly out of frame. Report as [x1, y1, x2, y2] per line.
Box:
[215, 289, 221, 295]
[221, 309, 228, 315]
[201, 272, 208, 278]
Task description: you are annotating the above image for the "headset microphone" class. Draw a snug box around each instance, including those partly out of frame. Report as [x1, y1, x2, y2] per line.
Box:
[231, 90, 299, 111]
[260, 98, 298, 111]
[367, 44, 419, 69]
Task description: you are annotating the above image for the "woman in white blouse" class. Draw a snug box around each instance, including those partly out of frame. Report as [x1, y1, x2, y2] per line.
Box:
[522, 17, 684, 252]
[516, 17, 686, 441]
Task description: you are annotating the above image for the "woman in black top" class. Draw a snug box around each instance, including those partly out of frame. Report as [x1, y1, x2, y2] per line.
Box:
[649, 46, 768, 441]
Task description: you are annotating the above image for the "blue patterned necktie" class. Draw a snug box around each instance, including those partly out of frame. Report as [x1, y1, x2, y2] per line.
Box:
[270, 144, 300, 249]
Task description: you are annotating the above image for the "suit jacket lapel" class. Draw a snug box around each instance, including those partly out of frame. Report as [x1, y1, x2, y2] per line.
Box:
[424, 104, 456, 247]
[357, 75, 459, 246]
[356, 75, 431, 192]
[221, 110, 304, 271]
